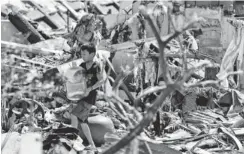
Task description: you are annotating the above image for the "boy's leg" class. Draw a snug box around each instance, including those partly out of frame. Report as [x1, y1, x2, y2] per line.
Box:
[70, 114, 78, 128]
[80, 122, 96, 149]
[78, 101, 96, 149]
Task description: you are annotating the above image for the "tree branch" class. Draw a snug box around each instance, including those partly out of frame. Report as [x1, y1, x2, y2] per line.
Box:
[139, 6, 171, 84]
[134, 85, 167, 107]
[182, 61, 212, 82]
[104, 54, 135, 103]
[112, 93, 142, 121]
[107, 101, 133, 128]
[101, 86, 174, 154]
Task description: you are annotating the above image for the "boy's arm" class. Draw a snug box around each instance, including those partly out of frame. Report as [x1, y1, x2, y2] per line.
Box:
[86, 63, 106, 95]
[87, 66, 106, 92]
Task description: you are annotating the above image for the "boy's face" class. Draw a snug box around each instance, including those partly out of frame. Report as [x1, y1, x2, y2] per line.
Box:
[81, 49, 95, 62]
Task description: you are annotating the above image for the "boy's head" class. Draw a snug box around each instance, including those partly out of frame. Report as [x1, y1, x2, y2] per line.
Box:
[80, 44, 96, 62]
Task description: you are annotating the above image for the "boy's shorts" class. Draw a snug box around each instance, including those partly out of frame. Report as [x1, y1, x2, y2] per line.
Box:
[71, 100, 92, 123]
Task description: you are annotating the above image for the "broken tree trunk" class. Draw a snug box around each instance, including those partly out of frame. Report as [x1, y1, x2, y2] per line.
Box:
[8, 12, 45, 44]
[1, 41, 63, 56]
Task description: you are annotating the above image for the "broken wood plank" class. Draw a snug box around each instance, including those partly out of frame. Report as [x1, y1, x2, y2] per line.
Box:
[67, 1, 85, 11]
[25, 10, 44, 21]
[189, 112, 216, 123]
[8, 11, 45, 43]
[1, 41, 63, 55]
[11, 55, 55, 68]
[58, 0, 79, 21]
[196, 110, 228, 123]
[25, 1, 59, 29]
[25, 2, 81, 21]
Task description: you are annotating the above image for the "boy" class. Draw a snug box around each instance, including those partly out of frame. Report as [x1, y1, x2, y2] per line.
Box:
[70, 44, 105, 151]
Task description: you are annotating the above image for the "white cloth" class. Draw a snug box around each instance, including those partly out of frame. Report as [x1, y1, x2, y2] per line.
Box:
[217, 27, 244, 89]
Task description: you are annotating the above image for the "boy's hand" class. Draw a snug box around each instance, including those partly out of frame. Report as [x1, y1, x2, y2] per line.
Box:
[84, 87, 92, 97]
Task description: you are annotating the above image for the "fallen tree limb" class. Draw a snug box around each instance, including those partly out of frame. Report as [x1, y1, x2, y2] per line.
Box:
[1, 41, 63, 55]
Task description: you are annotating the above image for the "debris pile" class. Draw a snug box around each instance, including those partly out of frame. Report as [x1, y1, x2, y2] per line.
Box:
[1, 1, 244, 154]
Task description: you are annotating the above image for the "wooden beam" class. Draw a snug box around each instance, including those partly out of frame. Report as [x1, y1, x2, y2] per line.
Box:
[8, 11, 45, 43]
[11, 55, 54, 68]
[25, 1, 60, 29]
[58, 0, 79, 21]
[26, 2, 82, 21]
[1, 41, 63, 56]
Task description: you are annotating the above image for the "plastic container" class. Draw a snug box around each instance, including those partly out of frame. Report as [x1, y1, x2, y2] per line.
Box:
[64, 65, 87, 101]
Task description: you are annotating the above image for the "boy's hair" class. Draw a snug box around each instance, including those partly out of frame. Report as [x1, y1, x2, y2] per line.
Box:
[80, 44, 96, 54]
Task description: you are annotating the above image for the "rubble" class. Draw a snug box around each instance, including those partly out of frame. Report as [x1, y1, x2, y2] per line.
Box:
[1, 0, 244, 154]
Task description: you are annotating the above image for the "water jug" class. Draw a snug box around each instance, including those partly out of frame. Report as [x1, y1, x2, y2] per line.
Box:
[64, 65, 87, 101]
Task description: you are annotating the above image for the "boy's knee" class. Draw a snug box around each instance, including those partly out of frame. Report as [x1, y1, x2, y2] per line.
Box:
[70, 114, 78, 123]
[70, 114, 79, 128]
[70, 114, 77, 119]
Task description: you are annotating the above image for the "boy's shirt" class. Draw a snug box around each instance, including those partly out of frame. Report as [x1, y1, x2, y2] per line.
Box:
[79, 61, 102, 105]
[79, 61, 101, 88]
